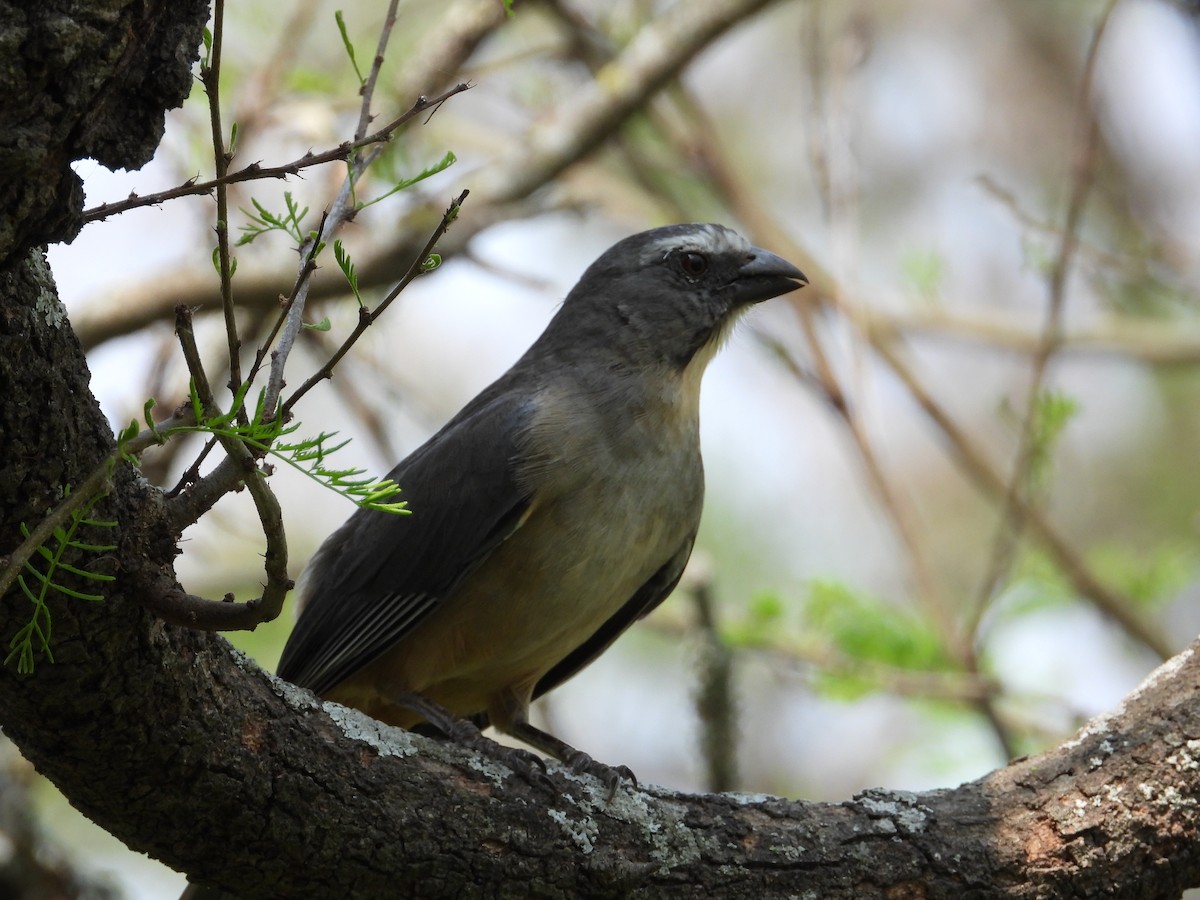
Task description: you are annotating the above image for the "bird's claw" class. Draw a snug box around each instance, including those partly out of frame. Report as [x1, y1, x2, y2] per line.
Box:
[439, 722, 553, 788]
[563, 748, 637, 797]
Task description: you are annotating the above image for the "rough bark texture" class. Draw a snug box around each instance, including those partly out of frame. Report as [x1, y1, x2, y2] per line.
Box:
[1, 2, 1199, 898]
[0, 0, 204, 261]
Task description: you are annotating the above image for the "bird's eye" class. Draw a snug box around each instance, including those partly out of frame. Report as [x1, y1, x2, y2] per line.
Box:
[678, 251, 708, 278]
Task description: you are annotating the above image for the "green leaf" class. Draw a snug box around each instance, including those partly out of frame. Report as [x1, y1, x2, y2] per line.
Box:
[236, 193, 309, 246]
[335, 10, 366, 86]
[334, 240, 363, 306]
[1090, 542, 1198, 610]
[358, 151, 458, 211]
[901, 250, 945, 304]
[304, 317, 332, 332]
[1027, 389, 1080, 492]
[8, 485, 116, 673]
[802, 581, 952, 699]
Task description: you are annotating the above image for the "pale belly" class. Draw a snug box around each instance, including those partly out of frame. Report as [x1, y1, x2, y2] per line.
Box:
[329, 452, 701, 728]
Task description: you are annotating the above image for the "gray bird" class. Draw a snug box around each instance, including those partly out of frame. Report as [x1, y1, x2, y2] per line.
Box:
[276, 222, 806, 780]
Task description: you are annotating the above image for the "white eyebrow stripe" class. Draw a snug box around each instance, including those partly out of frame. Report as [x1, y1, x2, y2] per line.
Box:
[645, 224, 750, 260]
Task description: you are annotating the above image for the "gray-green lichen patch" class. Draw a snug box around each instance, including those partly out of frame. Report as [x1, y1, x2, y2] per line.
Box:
[322, 701, 420, 759]
[548, 807, 599, 853]
[29, 254, 66, 328]
[857, 789, 930, 834]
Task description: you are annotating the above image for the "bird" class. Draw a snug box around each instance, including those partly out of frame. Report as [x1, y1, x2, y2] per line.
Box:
[275, 222, 807, 783]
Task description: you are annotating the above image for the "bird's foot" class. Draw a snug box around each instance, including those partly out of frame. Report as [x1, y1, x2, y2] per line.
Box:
[505, 720, 636, 797]
[561, 747, 637, 797]
[446, 724, 553, 788]
[395, 692, 553, 788]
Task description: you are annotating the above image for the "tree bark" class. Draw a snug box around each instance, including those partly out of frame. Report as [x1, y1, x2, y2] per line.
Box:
[1, 2, 1199, 899]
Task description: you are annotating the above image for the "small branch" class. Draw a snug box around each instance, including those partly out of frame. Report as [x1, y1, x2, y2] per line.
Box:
[690, 572, 739, 793]
[869, 333, 1172, 661]
[159, 308, 291, 631]
[164, 453, 250, 534]
[0, 464, 112, 602]
[354, 0, 400, 142]
[280, 189, 470, 417]
[201, 0, 244, 402]
[78, 83, 473, 226]
[966, 0, 1118, 635]
[126, 567, 286, 631]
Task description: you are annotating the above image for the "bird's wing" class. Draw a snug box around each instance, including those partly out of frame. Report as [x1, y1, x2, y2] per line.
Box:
[276, 392, 535, 695]
[530, 535, 695, 702]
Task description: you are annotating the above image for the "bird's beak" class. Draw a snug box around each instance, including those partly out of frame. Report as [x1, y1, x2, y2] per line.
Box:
[733, 247, 808, 305]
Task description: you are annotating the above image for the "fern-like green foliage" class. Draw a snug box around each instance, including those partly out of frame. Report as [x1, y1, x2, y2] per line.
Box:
[237, 192, 309, 246]
[8, 489, 115, 674]
[272, 431, 407, 513]
[803, 581, 953, 700]
[334, 239, 363, 307]
[358, 150, 457, 211]
[137, 382, 408, 514]
[1027, 389, 1080, 493]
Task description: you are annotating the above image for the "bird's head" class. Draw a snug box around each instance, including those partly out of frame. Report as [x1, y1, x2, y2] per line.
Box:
[551, 223, 807, 371]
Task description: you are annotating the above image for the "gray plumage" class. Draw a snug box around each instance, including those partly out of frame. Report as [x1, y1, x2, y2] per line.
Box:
[276, 222, 806, 764]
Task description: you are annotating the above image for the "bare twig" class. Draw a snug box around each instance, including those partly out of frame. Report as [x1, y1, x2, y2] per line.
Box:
[967, 0, 1119, 634]
[473, 0, 788, 206]
[78, 84, 472, 226]
[869, 333, 1171, 660]
[151, 307, 292, 631]
[354, 1, 400, 141]
[199, 0, 244, 402]
[281, 190, 470, 417]
[690, 572, 739, 793]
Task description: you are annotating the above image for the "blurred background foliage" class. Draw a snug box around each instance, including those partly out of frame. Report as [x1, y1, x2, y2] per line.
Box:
[26, 0, 1200, 894]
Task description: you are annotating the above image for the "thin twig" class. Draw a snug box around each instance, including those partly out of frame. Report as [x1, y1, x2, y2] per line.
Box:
[157, 307, 292, 630]
[78, 83, 472, 226]
[281, 189, 469, 417]
[966, 0, 1119, 635]
[354, 0, 400, 142]
[200, 0, 244, 403]
[869, 333, 1171, 660]
[691, 575, 739, 793]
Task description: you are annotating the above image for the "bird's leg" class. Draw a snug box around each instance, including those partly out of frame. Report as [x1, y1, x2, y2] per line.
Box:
[391, 692, 550, 785]
[504, 720, 637, 795]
